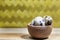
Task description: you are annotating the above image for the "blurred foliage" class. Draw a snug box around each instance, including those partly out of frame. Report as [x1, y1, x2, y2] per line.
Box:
[0, 0, 60, 28]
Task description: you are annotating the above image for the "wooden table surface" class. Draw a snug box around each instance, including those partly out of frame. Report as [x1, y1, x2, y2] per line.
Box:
[0, 28, 59, 40]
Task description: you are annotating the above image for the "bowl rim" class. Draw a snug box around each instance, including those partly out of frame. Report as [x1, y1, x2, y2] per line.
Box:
[27, 23, 52, 28]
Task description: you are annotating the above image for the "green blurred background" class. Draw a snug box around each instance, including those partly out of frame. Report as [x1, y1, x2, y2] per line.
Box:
[0, 0, 60, 28]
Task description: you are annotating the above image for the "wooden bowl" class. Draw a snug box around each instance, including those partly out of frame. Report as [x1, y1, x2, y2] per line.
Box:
[27, 23, 52, 38]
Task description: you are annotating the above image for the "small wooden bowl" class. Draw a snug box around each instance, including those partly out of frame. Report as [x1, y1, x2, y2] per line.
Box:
[27, 23, 52, 38]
